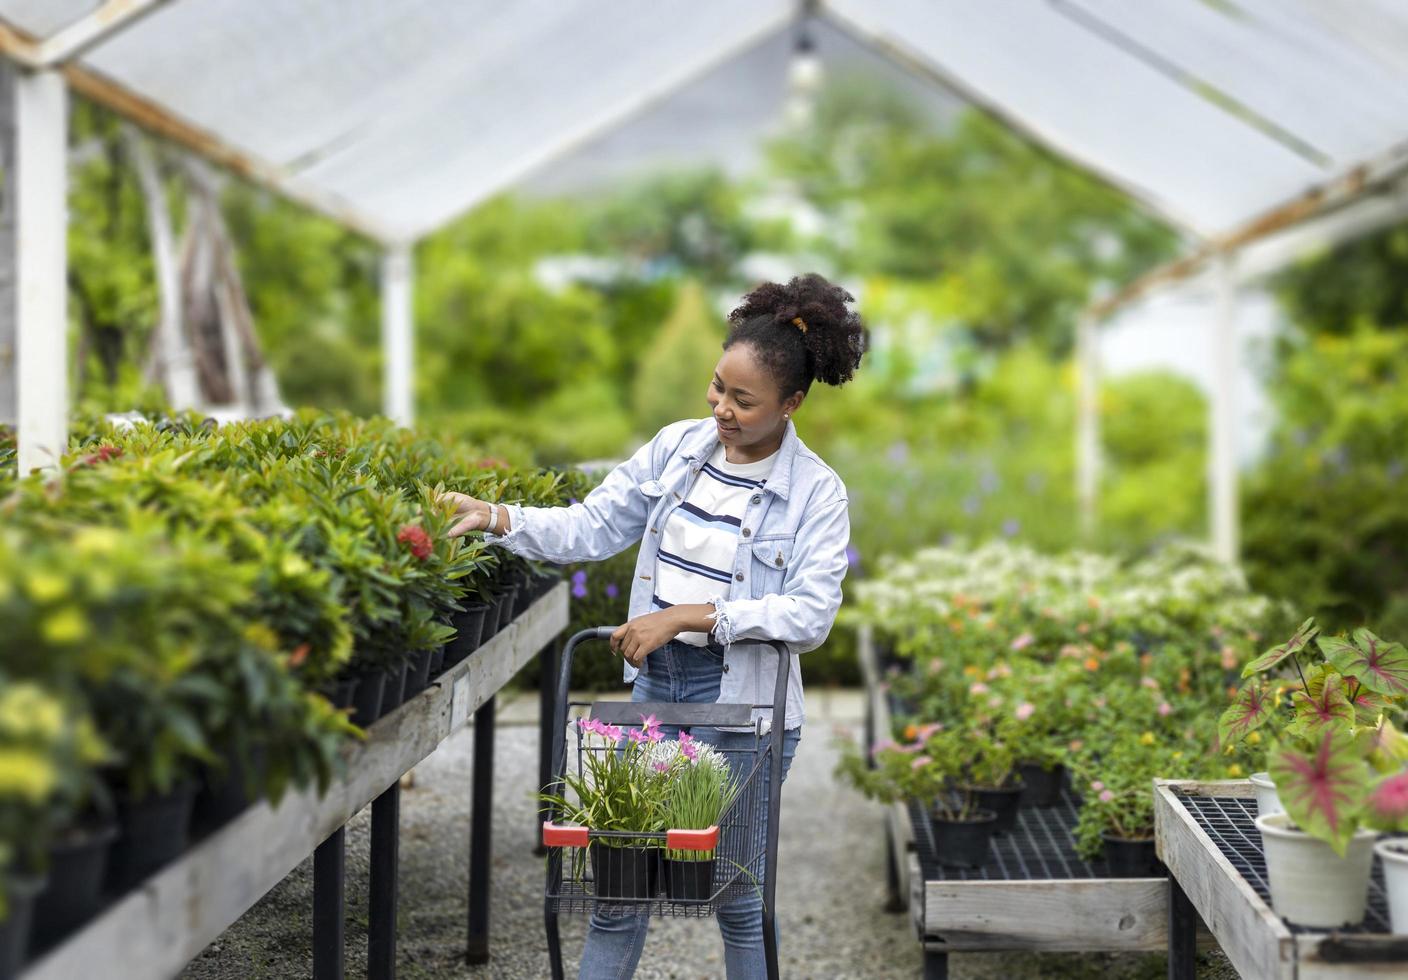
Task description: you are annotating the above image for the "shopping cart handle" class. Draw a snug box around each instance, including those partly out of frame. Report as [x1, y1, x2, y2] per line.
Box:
[592, 626, 618, 640]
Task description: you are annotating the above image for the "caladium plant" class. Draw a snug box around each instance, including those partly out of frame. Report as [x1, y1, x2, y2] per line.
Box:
[1268, 730, 1368, 855]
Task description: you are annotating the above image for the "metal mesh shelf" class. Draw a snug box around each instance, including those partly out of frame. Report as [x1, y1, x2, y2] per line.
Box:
[908, 787, 1119, 881]
[1175, 792, 1393, 935]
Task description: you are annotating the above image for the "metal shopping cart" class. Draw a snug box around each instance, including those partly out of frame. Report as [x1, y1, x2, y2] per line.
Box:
[542, 627, 790, 980]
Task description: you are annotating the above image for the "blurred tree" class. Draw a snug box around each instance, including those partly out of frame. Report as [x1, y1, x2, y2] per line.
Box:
[1272, 224, 1408, 337]
[767, 76, 1178, 355]
[631, 280, 724, 437]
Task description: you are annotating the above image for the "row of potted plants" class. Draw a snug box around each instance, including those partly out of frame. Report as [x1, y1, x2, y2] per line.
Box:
[0, 410, 578, 974]
[1218, 618, 1408, 930]
[836, 540, 1284, 875]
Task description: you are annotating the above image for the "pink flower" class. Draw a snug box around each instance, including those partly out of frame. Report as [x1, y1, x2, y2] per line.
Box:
[1068, 739, 1084, 752]
[1090, 780, 1105, 792]
[1140, 677, 1160, 690]
[969, 682, 990, 695]
[396, 523, 433, 560]
[988, 695, 1004, 709]
[911, 755, 932, 770]
[639, 713, 661, 735]
[870, 739, 896, 758]
[898, 741, 926, 754]
[653, 762, 670, 772]
[1098, 789, 1115, 803]
[677, 731, 699, 762]
[915, 722, 944, 741]
[1015, 702, 1036, 721]
[1010, 633, 1034, 651]
[1158, 702, 1173, 717]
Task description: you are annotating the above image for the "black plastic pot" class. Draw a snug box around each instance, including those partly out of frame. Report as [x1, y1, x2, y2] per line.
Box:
[496, 585, 520, 632]
[403, 648, 434, 699]
[322, 675, 359, 711]
[531, 568, 561, 601]
[349, 669, 386, 728]
[443, 603, 488, 669]
[664, 858, 715, 902]
[192, 744, 267, 833]
[970, 783, 1024, 834]
[426, 645, 446, 679]
[480, 593, 504, 641]
[378, 662, 410, 717]
[1017, 763, 1065, 808]
[106, 782, 198, 894]
[29, 819, 119, 951]
[589, 843, 658, 900]
[928, 808, 998, 870]
[0, 873, 44, 978]
[1101, 834, 1164, 878]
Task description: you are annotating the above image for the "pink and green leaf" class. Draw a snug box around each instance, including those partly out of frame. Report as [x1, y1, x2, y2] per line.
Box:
[1322, 628, 1408, 698]
[1286, 671, 1354, 740]
[1243, 617, 1319, 678]
[1218, 682, 1275, 746]
[1268, 731, 1368, 855]
[1367, 771, 1408, 832]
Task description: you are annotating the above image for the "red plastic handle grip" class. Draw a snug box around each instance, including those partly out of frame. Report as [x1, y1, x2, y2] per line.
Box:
[542, 821, 590, 848]
[664, 825, 719, 851]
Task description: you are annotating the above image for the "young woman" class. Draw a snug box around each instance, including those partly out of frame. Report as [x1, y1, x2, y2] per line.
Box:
[442, 274, 866, 978]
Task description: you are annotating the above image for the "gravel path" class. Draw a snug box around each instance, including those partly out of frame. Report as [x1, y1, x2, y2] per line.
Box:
[180, 689, 1235, 979]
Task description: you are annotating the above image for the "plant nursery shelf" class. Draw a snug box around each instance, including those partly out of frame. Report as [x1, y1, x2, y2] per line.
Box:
[20, 583, 569, 980]
[858, 626, 1178, 963]
[1156, 779, 1408, 980]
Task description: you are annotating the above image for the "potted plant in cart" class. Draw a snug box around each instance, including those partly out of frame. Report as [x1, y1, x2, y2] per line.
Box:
[656, 733, 738, 901]
[541, 715, 671, 899]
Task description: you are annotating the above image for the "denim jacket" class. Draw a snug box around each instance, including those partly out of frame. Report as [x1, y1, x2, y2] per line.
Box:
[488, 417, 850, 730]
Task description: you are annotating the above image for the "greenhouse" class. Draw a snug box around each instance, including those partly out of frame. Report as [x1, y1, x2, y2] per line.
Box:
[2, 2, 1408, 979]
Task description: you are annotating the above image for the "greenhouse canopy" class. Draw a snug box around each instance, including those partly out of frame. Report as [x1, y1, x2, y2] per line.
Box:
[4, 0, 1408, 556]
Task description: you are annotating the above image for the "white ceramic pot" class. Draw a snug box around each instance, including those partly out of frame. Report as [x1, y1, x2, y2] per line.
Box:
[1249, 771, 1283, 816]
[1255, 812, 1377, 928]
[1375, 838, 1408, 933]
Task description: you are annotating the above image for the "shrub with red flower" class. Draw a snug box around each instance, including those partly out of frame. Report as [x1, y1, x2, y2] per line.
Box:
[396, 523, 433, 560]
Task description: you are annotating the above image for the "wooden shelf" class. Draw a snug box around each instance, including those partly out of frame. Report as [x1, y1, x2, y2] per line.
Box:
[21, 583, 568, 980]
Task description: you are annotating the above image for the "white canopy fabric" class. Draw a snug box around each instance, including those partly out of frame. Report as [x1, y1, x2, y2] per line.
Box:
[5, 0, 1408, 244]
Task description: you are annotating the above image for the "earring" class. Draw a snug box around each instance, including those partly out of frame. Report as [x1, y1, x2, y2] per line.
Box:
[784, 413, 790, 419]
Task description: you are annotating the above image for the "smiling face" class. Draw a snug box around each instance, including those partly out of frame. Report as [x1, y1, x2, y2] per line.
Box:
[707, 343, 804, 462]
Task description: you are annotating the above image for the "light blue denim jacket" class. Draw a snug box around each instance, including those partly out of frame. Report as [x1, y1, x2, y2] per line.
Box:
[488, 417, 850, 730]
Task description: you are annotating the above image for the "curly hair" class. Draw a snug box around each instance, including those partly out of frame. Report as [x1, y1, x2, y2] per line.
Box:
[725, 274, 867, 396]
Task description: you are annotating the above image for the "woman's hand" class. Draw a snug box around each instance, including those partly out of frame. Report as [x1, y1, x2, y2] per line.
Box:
[440, 491, 496, 538]
[610, 610, 685, 668]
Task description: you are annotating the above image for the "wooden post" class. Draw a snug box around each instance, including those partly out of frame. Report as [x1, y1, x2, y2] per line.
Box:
[13, 67, 68, 473]
[381, 246, 413, 425]
[0, 60, 16, 428]
[1209, 254, 1239, 564]
[1076, 312, 1101, 541]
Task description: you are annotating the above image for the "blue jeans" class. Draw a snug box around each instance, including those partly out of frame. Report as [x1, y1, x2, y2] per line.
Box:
[577, 641, 801, 980]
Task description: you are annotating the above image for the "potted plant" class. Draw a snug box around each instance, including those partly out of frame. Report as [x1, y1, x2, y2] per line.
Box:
[1369, 770, 1408, 932]
[656, 733, 738, 901]
[960, 726, 1023, 835]
[541, 715, 671, 899]
[1246, 624, 1408, 928]
[913, 728, 1000, 869]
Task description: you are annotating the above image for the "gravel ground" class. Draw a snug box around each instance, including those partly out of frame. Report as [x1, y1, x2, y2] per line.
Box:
[180, 689, 1237, 979]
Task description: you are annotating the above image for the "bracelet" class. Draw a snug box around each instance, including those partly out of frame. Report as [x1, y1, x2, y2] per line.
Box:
[484, 503, 499, 535]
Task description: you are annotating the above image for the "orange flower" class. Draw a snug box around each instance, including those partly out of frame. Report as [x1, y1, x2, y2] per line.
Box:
[289, 643, 311, 668]
[903, 724, 918, 741]
[1083, 656, 1101, 672]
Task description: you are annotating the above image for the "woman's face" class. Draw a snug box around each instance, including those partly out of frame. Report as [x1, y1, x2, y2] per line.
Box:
[707, 344, 802, 454]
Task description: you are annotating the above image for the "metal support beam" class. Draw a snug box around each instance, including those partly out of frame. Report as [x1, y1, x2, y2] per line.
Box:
[535, 642, 557, 857]
[466, 696, 495, 965]
[1167, 877, 1197, 980]
[0, 60, 16, 428]
[1076, 313, 1101, 541]
[312, 827, 346, 980]
[1209, 255, 1239, 564]
[368, 784, 400, 980]
[40, 0, 175, 67]
[14, 68, 68, 473]
[381, 246, 413, 426]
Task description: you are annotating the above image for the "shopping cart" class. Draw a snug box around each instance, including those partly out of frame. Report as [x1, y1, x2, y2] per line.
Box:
[542, 627, 790, 980]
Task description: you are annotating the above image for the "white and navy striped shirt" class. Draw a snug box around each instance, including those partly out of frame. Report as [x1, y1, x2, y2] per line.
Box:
[653, 443, 778, 645]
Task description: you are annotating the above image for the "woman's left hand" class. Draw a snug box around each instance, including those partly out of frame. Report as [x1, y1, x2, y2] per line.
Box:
[610, 611, 682, 668]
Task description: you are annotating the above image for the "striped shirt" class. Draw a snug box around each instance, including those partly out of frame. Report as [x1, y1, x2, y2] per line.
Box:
[654, 443, 778, 645]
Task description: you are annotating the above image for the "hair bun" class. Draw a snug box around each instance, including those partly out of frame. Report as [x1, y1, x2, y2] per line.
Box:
[728, 274, 867, 388]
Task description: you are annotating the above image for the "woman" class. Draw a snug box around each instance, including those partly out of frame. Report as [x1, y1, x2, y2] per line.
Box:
[442, 274, 865, 978]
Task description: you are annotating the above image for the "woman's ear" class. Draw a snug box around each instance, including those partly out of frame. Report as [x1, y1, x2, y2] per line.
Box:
[782, 391, 805, 419]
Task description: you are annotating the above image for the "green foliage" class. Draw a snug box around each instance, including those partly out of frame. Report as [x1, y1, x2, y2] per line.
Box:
[1241, 326, 1408, 633]
[631, 281, 723, 438]
[1272, 223, 1408, 338]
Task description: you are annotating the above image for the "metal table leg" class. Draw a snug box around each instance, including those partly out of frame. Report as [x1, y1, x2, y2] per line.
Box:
[313, 826, 345, 980]
[368, 784, 400, 979]
[1168, 877, 1197, 980]
[466, 696, 495, 965]
[535, 643, 557, 857]
[923, 950, 948, 979]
